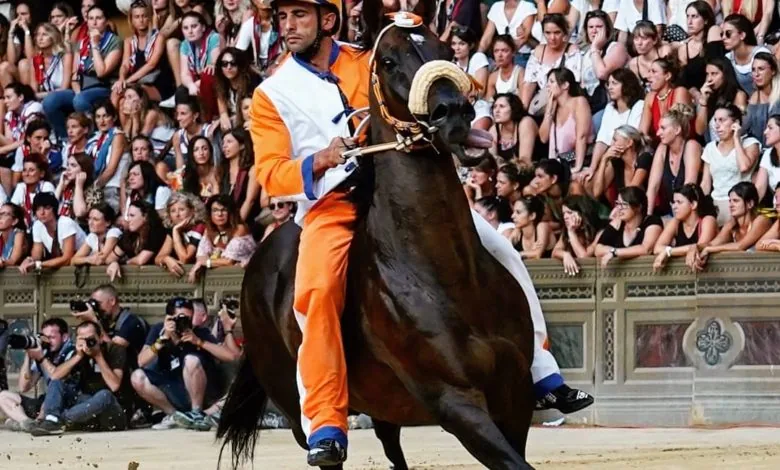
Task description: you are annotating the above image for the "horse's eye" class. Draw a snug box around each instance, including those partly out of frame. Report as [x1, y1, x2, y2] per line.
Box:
[381, 57, 397, 70]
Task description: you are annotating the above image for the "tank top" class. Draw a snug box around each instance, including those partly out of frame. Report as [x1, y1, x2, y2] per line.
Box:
[549, 113, 577, 161]
[660, 141, 688, 215]
[495, 65, 521, 95]
[674, 219, 701, 247]
[650, 89, 691, 138]
[495, 123, 519, 161]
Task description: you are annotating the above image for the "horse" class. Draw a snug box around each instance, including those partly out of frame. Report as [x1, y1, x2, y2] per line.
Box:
[217, 3, 537, 470]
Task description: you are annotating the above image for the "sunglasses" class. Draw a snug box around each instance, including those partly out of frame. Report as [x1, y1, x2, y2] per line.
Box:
[721, 30, 736, 39]
[220, 60, 236, 68]
[269, 202, 287, 210]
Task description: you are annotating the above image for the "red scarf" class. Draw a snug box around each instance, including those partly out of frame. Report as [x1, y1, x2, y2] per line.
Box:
[59, 187, 73, 217]
[187, 32, 211, 80]
[23, 183, 41, 228]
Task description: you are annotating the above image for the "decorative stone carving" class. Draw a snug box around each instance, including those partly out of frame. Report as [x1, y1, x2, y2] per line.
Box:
[683, 317, 745, 370]
[604, 311, 615, 381]
[626, 283, 696, 298]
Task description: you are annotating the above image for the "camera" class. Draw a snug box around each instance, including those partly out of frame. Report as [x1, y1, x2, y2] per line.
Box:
[70, 298, 101, 314]
[84, 337, 98, 349]
[8, 334, 42, 350]
[174, 314, 192, 335]
[221, 297, 239, 319]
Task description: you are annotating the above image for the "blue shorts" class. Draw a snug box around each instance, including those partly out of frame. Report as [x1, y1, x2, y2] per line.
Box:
[143, 354, 224, 411]
[513, 52, 531, 68]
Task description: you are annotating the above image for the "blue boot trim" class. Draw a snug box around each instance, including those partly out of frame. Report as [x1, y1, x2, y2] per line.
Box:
[534, 373, 564, 399]
[308, 426, 348, 450]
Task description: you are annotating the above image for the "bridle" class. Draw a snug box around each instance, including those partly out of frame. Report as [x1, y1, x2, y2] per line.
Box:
[340, 12, 472, 161]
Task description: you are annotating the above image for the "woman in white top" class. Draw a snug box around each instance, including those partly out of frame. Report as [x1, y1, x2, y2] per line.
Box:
[87, 102, 128, 213]
[18, 192, 86, 274]
[614, 0, 667, 42]
[120, 160, 172, 224]
[474, 196, 514, 237]
[754, 114, 780, 201]
[10, 154, 56, 230]
[451, 26, 489, 93]
[521, 14, 581, 116]
[568, 0, 601, 43]
[70, 203, 121, 266]
[486, 35, 523, 101]
[701, 104, 761, 225]
[582, 69, 645, 185]
[579, 11, 628, 113]
[28, 23, 72, 102]
[722, 14, 770, 95]
[477, 0, 537, 66]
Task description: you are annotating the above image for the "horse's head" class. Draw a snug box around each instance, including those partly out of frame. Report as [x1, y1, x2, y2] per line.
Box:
[363, 7, 493, 164]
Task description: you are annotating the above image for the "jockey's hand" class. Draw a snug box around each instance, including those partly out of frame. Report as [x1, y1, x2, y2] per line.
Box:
[313, 137, 356, 175]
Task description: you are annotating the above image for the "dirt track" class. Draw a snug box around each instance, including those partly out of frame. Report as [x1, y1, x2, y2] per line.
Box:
[1, 425, 780, 469]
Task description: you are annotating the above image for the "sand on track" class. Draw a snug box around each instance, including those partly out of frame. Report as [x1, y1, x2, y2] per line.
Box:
[1, 425, 780, 469]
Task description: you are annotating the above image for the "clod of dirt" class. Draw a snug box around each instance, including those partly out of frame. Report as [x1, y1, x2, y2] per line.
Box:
[128, 461, 140, 470]
[76, 437, 83, 443]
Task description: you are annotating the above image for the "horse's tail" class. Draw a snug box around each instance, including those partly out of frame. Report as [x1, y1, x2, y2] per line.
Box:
[217, 355, 268, 469]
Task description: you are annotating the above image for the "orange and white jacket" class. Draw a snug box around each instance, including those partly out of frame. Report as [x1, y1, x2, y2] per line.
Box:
[251, 42, 370, 224]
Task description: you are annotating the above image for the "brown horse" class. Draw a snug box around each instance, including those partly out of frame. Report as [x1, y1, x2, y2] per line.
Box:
[217, 3, 536, 470]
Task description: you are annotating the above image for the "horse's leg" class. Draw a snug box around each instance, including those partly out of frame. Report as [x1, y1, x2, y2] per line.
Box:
[373, 419, 408, 470]
[496, 374, 535, 459]
[416, 384, 534, 470]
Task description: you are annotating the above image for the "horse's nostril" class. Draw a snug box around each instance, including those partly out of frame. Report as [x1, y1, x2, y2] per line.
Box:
[430, 104, 449, 124]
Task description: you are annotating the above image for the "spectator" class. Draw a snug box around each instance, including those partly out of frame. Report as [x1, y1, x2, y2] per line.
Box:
[488, 93, 538, 167]
[19, 192, 86, 274]
[477, 0, 536, 68]
[592, 125, 653, 203]
[156, 191, 206, 273]
[129, 134, 170, 181]
[71, 203, 120, 267]
[677, 1, 723, 94]
[215, 47, 260, 132]
[172, 98, 214, 169]
[522, 14, 581, 117]
[596, 186, 663, 267]
[568, 0, 602, 43]
[221, 128, 259, 224]
[0, 1, 36, 87]
[12, 119, 63, 186]
[0, 83, 44, 189]
[451, 26, 489, 93]
[756, 183, 780, 251]
[755, 114, 780, 200]
[182, 135, 220, 201]
[0, 317, 75, 432]
[694, 57, 748, 143]
[48, 3, 77, 37]
[722, 0, 774, 36]
[639, 57, 692, 140]
[495, 163, 529, 205]
[192, 296, 241, 357]
[112, 0, 168, 106]
[744, 52, 780, 148]
[60, 113, 90, 168]
[646, 106, 701, 217]
[54, 151, 94, 219]
[158, 0, 212, 102]
[464, 154, 498, 203]
[188, 195, 255, 282]
[234, 0, 282, 77]
[29, 22, 73, 104]
[692, 182, 772, 269]
[118, 85, 173, 145]
[580, 10, 628, 116]
[485, 37, 520, 101]
[47, 4, 122, 128]
[120, 160, 172, 222]
[552, 194, 606, 275]
[235, 95, 252, 131]
[105, 200, 167, 280]
[86, 101, 128, 212]
[652, 183, 718, 271]
[615, 0, 667, 42]
[475, 195, 514, 236]
[69, 0, 102, 45]
[588, 68, 644, 179]
[628, 21, 672, 93]
[75, 284, 148, 370]
[505, 195, 555, 259]
[215, 0, 251, 46]
[28, 320, 129, 436]
[177, 11, 221, 120]
[524, 158, 568, 226]
[722, 14, 771, 95]
[540, 68, 592, 176]
[261, 198, 294, 241]
[701, 104, 761, 224]
[132, 297, 238, 431]
[10, 153, 56, 229]
[0, 203, 28, 266]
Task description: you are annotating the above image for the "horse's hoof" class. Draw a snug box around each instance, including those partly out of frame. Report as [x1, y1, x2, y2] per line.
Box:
[307, 439, 347, 467]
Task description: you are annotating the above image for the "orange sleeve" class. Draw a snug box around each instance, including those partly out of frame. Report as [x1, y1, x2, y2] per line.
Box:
[251, 87, 315, 199]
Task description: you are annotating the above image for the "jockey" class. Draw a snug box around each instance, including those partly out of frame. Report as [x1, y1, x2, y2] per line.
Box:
[252, 1, 592, 466]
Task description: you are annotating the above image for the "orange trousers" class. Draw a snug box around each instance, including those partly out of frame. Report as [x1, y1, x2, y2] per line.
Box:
[293, 191, 356, 447]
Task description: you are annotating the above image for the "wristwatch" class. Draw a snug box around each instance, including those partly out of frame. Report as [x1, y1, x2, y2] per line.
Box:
[610, 247, 618, 257]
[665, 246, 673, 258]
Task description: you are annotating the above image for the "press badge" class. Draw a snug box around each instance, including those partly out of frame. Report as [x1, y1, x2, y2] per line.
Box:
[170, 357, 181, 371]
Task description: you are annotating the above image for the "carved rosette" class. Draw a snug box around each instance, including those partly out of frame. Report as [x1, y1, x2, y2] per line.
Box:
[683, 317, 745, 370]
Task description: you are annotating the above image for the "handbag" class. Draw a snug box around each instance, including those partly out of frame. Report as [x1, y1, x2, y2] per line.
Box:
[86, 184, 104, 209]
[663, 24, 688, 43]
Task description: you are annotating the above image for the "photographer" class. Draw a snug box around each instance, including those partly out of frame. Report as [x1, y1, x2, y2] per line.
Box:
[28, 321, 129, 436]
[131, 297, 238, 431]
[72, 284, 147, 369]
[191, 298, 240, 357]
[0, 318, 75, 432]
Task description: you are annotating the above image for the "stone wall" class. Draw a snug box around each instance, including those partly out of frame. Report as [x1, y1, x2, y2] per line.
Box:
[3, 255, 780, 425]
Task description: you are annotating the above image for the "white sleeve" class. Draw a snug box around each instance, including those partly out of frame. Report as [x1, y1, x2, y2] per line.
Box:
[760, 149, 772, 171]
[41, 182, 56, 193]
[11, 148, 23, 173]
[602, 0, 620, 13]
[58, 217, 78, 240]
[486, 3, 503, 26]
[650, 0, 667, 24]
[10, 184, 23, 205]
[155, 186, 172, 211]
[31, 221, 44, 243]
[107, 227, 123, 239]
[614, 7, 629, 32]
[234, 18, 254, 51]
[628, 100, 644, 129]
[0, 185, 7, 205]
[596, 105, 616, 144]
[25, 102, 43, 118]
[701, 144, 713, 164]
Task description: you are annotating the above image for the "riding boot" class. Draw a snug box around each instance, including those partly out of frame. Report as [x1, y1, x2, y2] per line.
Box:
[307, 439, 348, 467]
[535, 384, 594, 414]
